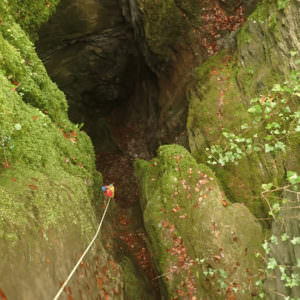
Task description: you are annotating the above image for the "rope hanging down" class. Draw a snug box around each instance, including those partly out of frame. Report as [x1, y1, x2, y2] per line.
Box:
[53, 195, 112, 300]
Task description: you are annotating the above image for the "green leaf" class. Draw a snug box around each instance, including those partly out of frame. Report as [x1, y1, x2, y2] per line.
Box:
[248, 105, 263, 114]
[267, 257, 278, 269]
[281, 233, 289, 242]
[262, 183, 273, 191]
[270, 235, 278, 245]
[274, 141, 286, 152]
[291, 237, 300, 245]
[272, 83, 283, 92]
[241, 123, 249, 130]
[265, 144, 274, 153]
[287, 171, 300, 185]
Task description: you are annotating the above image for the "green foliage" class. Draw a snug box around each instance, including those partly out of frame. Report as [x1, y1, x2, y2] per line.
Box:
[277, 0, 289, 10]
[206, 70, 300, 167]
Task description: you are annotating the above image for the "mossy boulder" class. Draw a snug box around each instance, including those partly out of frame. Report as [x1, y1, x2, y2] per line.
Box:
[135, 144, 263, 299]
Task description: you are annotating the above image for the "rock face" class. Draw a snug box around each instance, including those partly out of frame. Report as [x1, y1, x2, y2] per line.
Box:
[187, 0, 300, 217]
[135, 145, 263, 299]
[2, 0, 299, 298]
[0, 1, 143, 299]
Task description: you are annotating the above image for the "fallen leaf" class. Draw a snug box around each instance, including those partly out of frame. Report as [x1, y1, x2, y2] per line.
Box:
[10, 177, 17, 182]
[222, 199, 228, 207]
[46, 257, 50, 264]
[33, 116, 38, 120]
[97, 278, 103, 290]
[28, 185, 38, 190]
[104, 291, 109, 300]
[70, 131, 77, 137]
[0, 288, 7, 300]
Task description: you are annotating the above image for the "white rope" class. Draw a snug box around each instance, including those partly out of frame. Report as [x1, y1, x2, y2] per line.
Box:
[53, 197, 112, 300]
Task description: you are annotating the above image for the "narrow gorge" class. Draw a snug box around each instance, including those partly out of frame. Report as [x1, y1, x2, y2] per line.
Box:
[0, 0, 299, 299]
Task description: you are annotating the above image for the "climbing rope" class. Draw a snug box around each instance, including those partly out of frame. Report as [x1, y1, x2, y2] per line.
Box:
[53, 196, 112, 300]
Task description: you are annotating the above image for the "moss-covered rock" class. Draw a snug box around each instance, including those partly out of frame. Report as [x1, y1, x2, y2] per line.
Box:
[135, 144, 263, 299]
[136, 0, 202, 64]
[0, 1, 131, 298]
[187, 0, 300, 218]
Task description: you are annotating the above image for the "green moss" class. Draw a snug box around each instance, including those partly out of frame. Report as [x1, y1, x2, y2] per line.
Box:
[0, 21, 68, 122]
[0, 0, 102, 247]
[121, 257, 155, 300]
[186, 49, 289, 219]
[136, 0, 201, 61]
[135, 145, 263, 299]
[4, 0, 60, 41]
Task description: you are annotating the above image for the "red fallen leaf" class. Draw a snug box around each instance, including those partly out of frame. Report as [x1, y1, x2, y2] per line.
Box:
[233, 236, 238, 242]
[104, 291, 109, 300]
[97, 278, 103, 290]
[28, 185, 38, 190]
[0, 288, 7, 300]
[68, 294, 73, 300]
[172, 205, 180, 213]
[46, 257, 50, 264]
[213, 255, 221, 263]
[102, 266, 108, 275]
[33, 116, 38, 120]
[222, 199, 228, 207]
[45, 3, 51, 7]
[68, 287, 72, 295]
[10, 177, 17, 182]
[70, 131, 77, 137]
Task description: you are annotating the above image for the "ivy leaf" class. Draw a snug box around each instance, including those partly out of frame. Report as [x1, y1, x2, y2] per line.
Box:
[262, 183, 273, 191]
[290, 237, 300, 245]
[270, 235, 278, 245]
[287, 171, 300, 185]
[281, 233, 289, 242]
[265, 144, 274, 153]
[248, 105, 262, 114]
[272, 83, 283, 92]
[267, 257, 278, 270]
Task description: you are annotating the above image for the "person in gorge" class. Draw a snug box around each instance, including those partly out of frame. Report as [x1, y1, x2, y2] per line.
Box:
[102, 184, 115, 199]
